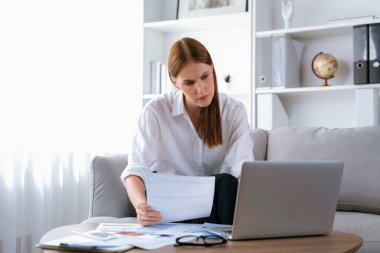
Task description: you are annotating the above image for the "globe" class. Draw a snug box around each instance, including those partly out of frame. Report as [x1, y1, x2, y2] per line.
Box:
[312, 52, 338, 86]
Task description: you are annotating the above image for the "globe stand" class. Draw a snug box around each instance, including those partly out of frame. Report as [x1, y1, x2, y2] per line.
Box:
[322, 78, 330, 87]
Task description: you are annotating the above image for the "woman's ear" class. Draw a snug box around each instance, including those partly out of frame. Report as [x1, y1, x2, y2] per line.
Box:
[171, 77, 177, 88]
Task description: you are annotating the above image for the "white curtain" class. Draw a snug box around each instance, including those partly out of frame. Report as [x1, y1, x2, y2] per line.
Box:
[0, 150, 92, 253]
[0, 0, 142, 252]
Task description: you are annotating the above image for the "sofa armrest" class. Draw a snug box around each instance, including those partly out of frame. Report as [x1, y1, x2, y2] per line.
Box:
[250, 128, 268, 161]
[89, 154, 136, 218]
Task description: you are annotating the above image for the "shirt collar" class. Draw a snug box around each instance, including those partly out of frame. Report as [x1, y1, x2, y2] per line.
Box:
[172, 90, 185, 117]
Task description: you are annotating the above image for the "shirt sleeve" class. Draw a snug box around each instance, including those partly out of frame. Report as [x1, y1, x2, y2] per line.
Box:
[219, 103, 254, 177]
[120, 105, 161, 184]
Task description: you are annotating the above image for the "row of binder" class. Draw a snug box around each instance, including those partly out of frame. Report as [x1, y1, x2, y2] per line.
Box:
[354, 24, 380, 84]
[256, 34, 304, 89]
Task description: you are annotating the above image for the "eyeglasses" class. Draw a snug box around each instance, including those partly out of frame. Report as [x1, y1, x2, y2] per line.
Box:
[175, 235, 227, 247]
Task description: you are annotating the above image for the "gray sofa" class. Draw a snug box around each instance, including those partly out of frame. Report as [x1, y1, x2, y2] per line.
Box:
[84, 126, 380, 253]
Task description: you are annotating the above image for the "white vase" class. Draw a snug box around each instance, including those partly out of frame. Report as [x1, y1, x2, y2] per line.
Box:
[281, 0, 294, 29]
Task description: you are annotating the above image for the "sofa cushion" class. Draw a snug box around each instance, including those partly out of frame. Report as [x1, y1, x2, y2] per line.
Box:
[266, 126, 380, 215]
[250, 128, 268, 161]
[82, 216, 137, 224]
[90, 154, 136, 217]
[334, 211, 380, 253]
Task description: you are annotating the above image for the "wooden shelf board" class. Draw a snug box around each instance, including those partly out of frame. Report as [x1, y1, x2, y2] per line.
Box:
[255, 84, 380, 95]
[256, 19, 380, 40]
[144, 12, 250, 33]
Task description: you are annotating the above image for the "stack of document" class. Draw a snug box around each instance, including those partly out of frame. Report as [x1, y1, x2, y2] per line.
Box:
[37, 222, 224, 252]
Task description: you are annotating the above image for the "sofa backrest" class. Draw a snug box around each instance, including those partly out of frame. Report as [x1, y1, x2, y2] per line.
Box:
[266, 126, 380, 215]
[89, 126, 380, 218]
[90, 154, 135, 218]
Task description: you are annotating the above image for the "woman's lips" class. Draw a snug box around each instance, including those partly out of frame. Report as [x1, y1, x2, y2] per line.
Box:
[199, 94, 209, 100]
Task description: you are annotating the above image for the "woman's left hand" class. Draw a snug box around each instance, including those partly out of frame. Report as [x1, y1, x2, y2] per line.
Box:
[136, 202, 162, 226]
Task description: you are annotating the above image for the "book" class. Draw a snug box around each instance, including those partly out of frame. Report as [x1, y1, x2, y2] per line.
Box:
[160, 63, 169, 94]
[150, 61, 161, 94]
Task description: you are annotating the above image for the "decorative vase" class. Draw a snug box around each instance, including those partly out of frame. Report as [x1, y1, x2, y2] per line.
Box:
[281, 0, 294, 29]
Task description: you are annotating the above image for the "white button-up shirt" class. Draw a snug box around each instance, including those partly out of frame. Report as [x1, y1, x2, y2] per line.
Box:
[121, 90, 254, 183]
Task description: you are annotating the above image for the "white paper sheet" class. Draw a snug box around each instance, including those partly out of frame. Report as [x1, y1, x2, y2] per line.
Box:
[144, 173, 215, 223]
[97, 222, 214, 237]
[38, 233, 178, 251]
[36, 234, 134, 252]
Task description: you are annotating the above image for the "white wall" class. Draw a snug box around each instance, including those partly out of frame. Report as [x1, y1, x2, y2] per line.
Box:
[0, 0, 142, 154]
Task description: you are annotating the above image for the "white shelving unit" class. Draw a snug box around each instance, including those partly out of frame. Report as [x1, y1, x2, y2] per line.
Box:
[254, 0, 380, 130]
[143, 0, 254, 121]
[141, 1, 380, 129]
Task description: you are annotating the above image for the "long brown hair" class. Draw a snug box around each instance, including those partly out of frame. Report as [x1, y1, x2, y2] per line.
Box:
[167, 37, 222, 148]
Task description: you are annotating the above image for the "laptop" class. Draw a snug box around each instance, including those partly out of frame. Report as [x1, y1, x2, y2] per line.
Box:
[206, 160, 344, 240]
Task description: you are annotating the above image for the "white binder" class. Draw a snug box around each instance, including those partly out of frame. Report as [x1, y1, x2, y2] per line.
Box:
[272, 34, 304, 89]
[256, 36, 272, 89]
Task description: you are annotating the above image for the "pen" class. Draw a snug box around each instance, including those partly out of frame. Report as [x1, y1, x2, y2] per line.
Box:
[60, 242, 98, 250]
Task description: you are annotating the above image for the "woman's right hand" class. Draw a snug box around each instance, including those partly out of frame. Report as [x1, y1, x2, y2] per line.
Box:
[136, 203, 162, 226]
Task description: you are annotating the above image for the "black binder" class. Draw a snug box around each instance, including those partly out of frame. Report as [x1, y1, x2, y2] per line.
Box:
[353, 25, 369, 84]
[369, 24, 380, 83]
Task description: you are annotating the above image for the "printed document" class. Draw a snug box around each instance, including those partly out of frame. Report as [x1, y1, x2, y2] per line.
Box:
[144, 173, 215, 223]
[97, 222, 214, 237]
[37, 232, 175, 251]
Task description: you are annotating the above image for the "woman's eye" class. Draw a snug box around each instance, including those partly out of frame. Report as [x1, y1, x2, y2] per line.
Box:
[184, 81, 194, 86]
[201, 74, 209, 80]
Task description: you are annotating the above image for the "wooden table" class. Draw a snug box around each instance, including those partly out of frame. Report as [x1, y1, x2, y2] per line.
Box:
[38, 223, 363, 253]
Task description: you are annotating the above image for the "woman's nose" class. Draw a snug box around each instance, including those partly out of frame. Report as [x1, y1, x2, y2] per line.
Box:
[196, 80, 206, 93]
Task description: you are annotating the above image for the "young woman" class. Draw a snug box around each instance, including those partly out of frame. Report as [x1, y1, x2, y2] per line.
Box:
[121, 37, 254, 226]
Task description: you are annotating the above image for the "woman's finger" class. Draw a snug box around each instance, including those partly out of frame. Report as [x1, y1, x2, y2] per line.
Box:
[137, 210, 161, 220]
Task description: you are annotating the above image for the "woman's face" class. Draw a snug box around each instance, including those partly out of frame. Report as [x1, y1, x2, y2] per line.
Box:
[172, 61, 215, 112]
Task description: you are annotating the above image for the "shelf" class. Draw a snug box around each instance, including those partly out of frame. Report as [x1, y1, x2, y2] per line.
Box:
[143, 94, 160, 99]
[144, 12, 250, 33]
[255, 84, 380, 95]
[256, 19, 380, 40]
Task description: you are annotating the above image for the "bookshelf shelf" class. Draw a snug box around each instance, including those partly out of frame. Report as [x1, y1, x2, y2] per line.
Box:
[256, 19, 380, 40]
[144, 12, 250, 33]
[255, 84, 380, 95]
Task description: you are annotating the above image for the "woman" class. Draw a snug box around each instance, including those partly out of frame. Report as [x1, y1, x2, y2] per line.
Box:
[121, 37, 254, 226]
